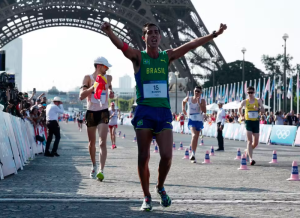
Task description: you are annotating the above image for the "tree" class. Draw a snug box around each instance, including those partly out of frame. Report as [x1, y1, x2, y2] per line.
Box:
[261, 54, 295, 77]
[203, 61, 265, 88]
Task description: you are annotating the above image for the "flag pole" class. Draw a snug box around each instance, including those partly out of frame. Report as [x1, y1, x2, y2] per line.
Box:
[268, 77, 271, 113]
[291, 76, 293, 112]
[297, 72, 299, 114]
[237, 82, 240, 101]
[279, 76, 281, 111]
[273, 75, 276, 114]
[258, 78, 261, 99]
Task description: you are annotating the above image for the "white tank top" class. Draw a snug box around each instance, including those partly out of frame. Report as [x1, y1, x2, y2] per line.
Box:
[87, 74, 108, 111]
[188, 97, 203, 121]
[108, 109, 118, 125]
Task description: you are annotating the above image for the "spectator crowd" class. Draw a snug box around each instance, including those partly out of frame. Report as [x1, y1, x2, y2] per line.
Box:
[172, 110, 300, 127]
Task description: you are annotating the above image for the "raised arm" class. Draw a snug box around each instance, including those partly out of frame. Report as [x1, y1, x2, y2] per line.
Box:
[101, 22, 140, 70]
[182, 96, 189, 115]
[167, 24, 227, 63]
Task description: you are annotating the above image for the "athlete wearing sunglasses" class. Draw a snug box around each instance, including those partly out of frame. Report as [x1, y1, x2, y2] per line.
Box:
[239, 86, 265, 166]
[79, 56, 115, 181]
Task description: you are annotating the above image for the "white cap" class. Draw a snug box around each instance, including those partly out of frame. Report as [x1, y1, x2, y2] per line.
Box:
[217, 100, 224, 105]
[94, 56, 112, 67]
[53, 97, 61, 102]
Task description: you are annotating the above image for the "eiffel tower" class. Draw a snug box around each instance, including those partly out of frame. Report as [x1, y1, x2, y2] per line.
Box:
[0, 0, 225, 89]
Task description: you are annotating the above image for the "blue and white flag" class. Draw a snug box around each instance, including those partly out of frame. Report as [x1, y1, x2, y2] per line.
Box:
[287, 76, 293, 99]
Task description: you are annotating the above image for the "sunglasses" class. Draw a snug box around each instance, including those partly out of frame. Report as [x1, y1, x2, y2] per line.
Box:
[24, 95, 28, 97]
[247, 92, 254, 94]
[100, 64, 109, 70]
[195, 90, 201, 93]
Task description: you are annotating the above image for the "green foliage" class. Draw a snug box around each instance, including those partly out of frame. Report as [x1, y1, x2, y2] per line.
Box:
[203, 61, 265, 88]
[109, 98, 134, 112]
[261, 54, 295, 77]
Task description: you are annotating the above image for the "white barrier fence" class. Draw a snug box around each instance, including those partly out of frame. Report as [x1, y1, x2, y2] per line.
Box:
[0, 111, 43, 180]
[118, 117, 299, 147]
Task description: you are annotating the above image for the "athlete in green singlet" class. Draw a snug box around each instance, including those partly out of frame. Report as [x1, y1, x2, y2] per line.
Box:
[101, 21, 227, 211]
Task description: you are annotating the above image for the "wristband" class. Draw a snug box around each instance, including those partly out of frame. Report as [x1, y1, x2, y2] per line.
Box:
[212, 31, 218, 38]
[121, 42, 129, 52]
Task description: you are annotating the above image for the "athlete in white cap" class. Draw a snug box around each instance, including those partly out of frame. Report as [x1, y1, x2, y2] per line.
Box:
[79, 56, 114, 181]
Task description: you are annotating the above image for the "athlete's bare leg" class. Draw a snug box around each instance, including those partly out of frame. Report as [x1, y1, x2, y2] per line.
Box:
[190, 127, 200, 152]
[109, 127, 114, 145]
[97, 123, 108, 171]
[87, 126, 97, 165]
[246, 131, 253, 160]
[136, 129, 153, 197]
[252, 133, 259, 149]
[156, 129, 173, 189]
[112, 126, 117, 145]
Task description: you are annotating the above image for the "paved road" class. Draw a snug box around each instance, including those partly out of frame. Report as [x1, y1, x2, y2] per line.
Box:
[1, 122, 300, 217]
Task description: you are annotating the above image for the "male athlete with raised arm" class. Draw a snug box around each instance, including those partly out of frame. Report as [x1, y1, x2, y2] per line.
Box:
[101, 21, 227, 211]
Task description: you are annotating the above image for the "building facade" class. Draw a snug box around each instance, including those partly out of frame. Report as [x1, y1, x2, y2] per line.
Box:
[3, 38, 23, 91]
[119, 74, 131, 89]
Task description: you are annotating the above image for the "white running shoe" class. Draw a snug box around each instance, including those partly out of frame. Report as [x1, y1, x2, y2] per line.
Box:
[189, 154, 196, 163]
[90, 166, 97, 178]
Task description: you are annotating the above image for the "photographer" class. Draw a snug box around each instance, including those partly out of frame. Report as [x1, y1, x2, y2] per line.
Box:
[0, 87, 10, 112]
[275, 111, 284, 125]
[5, 99, 22, 118]
[286, 110, 298, 126]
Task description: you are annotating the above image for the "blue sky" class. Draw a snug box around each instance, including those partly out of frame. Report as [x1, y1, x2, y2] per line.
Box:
[17, 0, 300, 92]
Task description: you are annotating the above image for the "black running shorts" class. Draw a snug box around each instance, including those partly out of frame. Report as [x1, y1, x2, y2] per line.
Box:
[85, 109, 109, 128]
[245, 120, 259, 133]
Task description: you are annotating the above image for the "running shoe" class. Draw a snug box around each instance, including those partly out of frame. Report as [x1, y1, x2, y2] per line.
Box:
[189, 154, 196, 163]
[155, 186, 172, 207]
[97, 171, 104, 181]
[250, 160, 256, 166]
[111, 144, 117, 149]
[90, 166, 97, 178]
[140, 196, 153, 211]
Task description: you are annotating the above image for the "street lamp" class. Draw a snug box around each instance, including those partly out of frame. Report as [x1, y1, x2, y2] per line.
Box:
[175, 73, 178, 114]
[211, 57, 217, 102]
[241, 47, 246, 99]
[283, 33, 289, 113]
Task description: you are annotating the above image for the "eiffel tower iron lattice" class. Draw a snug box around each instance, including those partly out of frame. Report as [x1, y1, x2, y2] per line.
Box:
[0, 0, 225, 90]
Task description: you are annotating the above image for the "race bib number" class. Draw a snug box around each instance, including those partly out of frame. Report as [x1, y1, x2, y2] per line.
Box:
[100, 92, 106, 103]
[91, 92, 106, 104]
[143, 80, 167, 98]
[248, 111, 258, 119]
[190, 113, 201, 121]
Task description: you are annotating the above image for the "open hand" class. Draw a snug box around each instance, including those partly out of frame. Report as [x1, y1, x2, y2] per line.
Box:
[101, 22, 112, 34]
[109, 91, 114, 99]
[217, 23, 227, 35]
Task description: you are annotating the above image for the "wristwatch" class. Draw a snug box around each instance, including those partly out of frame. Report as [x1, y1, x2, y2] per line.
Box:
[212, 31, 218, 38]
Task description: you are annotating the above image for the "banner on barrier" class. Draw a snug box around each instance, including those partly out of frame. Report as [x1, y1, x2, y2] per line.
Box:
[270, 125, 297, 146]
[0, 112, 17, 178]
[259, 124, 273, 144]
[293, 128, 300, 147]
[2, 112, 23, 170]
